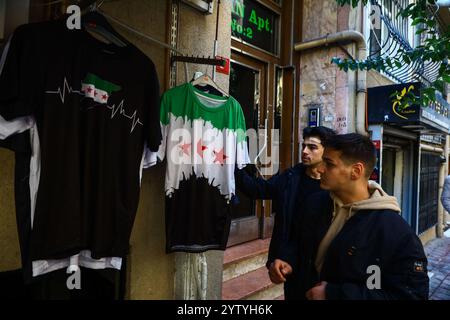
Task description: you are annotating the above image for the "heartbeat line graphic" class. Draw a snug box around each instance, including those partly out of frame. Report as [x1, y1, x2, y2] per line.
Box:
[45, 77, 83, 103]
[45, 77, 143, 133]
[107, 100, 143, 133]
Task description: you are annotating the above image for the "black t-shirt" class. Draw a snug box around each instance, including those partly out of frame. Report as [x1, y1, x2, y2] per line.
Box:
[298, 170, 321, 205]
[0, 19, 161, 260]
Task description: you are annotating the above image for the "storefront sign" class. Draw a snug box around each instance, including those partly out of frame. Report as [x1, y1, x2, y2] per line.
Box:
[420, 93, 450, 131]
[368, 82, 421, 124]
[231, 0, 279, 54]
[368, 82, 450, 133]
[421, 108, 450, 130]
[420, 134, 444, 145]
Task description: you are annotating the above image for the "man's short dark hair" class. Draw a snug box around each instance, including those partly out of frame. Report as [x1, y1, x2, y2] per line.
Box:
[303, 126, 336, 144]
[323, 133, 376, 178]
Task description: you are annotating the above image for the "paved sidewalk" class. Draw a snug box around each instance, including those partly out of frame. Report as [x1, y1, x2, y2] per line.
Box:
[425, 232, 450, 300]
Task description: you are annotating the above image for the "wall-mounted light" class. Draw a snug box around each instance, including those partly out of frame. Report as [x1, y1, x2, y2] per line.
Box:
[180, 0, 214, 15]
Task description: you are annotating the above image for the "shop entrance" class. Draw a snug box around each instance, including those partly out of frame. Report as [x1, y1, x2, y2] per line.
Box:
[381, 134, 416, 226]
[381, 147, 403, 203]
[226, 0, 289, 247]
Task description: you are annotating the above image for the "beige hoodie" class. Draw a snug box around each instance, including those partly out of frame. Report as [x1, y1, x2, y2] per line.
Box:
[314, 180, 401, 274]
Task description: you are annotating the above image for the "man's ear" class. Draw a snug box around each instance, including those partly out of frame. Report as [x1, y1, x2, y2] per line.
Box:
[351, 162, 365, 180]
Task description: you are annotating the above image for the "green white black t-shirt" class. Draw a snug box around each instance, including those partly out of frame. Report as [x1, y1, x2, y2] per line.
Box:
[156, 83, 250, 252]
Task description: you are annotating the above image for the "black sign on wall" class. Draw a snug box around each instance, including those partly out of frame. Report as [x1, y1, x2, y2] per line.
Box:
[231, 0, 279, 55]
[368, 82, 421, 124]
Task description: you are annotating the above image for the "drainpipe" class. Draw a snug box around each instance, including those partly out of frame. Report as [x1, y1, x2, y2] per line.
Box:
[294, 30, 368, 135]
[420, 144, 444, 153]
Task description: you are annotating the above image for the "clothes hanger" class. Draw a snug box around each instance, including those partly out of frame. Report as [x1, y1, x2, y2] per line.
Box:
[92, 3, 190, 81]
[81, 1, 129, 47]
[191, 73, 229, 97]
[190, 71, 223, 97]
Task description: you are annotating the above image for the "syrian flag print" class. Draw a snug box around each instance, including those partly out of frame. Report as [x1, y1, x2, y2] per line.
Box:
[81, 73, 121, 104]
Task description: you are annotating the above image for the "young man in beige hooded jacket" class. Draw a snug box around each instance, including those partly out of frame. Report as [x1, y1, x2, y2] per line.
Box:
[272, 133, 429, 300]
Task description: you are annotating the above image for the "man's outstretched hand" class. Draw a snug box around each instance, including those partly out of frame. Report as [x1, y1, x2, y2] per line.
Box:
[268, 259, 293, 284]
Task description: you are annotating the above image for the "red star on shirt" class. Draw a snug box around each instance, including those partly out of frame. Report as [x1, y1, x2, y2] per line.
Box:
[213, 148, 228, 165]
[196, 139, 208, 158]
[179, 142, 191, 156]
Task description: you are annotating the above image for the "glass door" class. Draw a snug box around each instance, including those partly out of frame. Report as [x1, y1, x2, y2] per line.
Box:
[227, 52, 268, 246]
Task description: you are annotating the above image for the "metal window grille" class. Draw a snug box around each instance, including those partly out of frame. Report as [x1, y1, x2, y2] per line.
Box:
[418, 152, 440, 234]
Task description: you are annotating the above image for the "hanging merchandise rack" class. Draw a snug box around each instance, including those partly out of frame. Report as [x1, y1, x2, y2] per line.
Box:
[170, 55, 226, 67]
[41, 1, 225, 66]
[97, 7, 224, 82]
[66, 0, 226, 84]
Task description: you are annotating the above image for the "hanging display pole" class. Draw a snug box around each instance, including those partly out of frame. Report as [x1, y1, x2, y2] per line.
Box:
[171, 55, 225, 66]
[212, 0, 220, 81]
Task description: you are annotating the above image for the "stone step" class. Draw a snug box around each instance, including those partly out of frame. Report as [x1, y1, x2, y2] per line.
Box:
[223, 238, 270, 282]
[222, 266, 284, 300]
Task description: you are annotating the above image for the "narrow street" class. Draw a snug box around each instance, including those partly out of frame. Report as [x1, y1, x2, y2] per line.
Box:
[426, 230, 450, 300]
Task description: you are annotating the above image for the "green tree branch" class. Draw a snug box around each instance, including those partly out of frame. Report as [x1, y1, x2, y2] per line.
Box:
[333, 0, 449, 107]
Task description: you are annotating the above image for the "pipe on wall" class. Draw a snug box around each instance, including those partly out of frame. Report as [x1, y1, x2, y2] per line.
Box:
[420, 144, 444, 153]
[294, 30, 368, 135]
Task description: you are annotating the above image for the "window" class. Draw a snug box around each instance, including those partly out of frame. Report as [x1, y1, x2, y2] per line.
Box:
[369, 0, 414, 57]
[367, 0, 422, 83]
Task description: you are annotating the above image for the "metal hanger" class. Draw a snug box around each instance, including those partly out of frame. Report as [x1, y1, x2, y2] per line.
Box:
[191, 73, 229, 97]
[82, 1, 129, 47]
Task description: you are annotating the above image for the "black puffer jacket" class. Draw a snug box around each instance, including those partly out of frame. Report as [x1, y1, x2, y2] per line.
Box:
[282, 191, 429, 300]
[235, 164, 322, 299]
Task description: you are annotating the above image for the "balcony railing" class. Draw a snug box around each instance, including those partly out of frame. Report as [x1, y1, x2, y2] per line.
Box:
[368, 0, 442, 85]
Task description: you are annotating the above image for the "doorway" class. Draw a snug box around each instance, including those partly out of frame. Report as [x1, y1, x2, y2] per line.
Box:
[381, 147, 402, 203]
[381, 135, 415, 226]
[227, 52, 270, 246]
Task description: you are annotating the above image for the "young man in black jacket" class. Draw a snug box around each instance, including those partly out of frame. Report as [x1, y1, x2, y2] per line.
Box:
[235, 126, 336, 300]
[273, 133, 429, 300]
